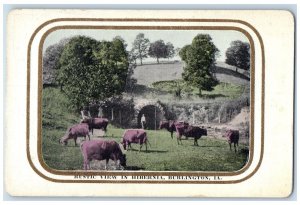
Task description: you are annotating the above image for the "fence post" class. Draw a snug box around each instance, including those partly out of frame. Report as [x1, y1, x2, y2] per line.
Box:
[154, 106, 157, 130]
[192, 112, 195, 125]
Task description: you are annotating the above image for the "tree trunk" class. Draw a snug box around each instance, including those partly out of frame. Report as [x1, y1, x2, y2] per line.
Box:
[140, 58, 143, 65]
[157, 58, 159, 64]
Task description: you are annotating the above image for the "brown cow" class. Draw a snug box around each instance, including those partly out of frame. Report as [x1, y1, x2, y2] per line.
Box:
[223, 129, 239, 153]
[121, 129, 149, 151]
[80, 139, 126, 170]
[81, 117, 109, 135]
[175, 124, 207, 146]
[59, 123, 90, 146]
[159, 120, 189, 139]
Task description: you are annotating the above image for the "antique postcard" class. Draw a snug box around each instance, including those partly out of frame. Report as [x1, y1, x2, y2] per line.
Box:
[4, 9, 294, 197]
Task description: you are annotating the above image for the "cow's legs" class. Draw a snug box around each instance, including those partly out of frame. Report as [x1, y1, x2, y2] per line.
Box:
[105, 159, 109, 170]
[177, 136, 183, 145]
[229, 142, 232, 151]
[83, 160, 87, 170]
[114, 159, 120, 170]
[170, 131, 173, 139]
[83, 158, 90, 170]
[234, 143, 238, 153]
[74, 137, 77, 146]
[194, 138, 199, 146]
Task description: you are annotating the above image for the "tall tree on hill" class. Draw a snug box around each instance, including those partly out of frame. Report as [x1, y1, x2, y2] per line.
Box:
[132, 33, 150, 65]
[166, 42, 175, 60]
[225, 40, 250, 72]
[148, 40, 168, 64]
[57, 35, 129, 109]
[180, 34, 219, 96]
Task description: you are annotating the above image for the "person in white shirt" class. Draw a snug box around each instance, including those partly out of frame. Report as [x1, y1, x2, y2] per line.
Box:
[141, 114, 146, 129]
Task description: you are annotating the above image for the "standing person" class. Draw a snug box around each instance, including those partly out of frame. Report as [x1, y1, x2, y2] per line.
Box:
[98, 107, 103, 118]
[141, 114, 146, 129]
[80, 106, 91, 122]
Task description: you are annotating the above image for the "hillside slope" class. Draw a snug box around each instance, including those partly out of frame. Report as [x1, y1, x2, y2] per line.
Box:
[133, 61, 250, 86]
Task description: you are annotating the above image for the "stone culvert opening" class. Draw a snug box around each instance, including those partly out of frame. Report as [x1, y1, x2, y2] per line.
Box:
[137, 105, 164, 130]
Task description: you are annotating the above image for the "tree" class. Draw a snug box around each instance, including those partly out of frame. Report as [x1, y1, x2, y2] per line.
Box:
[113, 36, 128, 50]
[132, 33, 150, 65]
[180, 34, 219, 96]
[42, 38, 70, 85]
[179, 44, 191, 61]
[166, 42, 175, 60]
[56, 35, 129, 109]
[225, 40, 250, 71]
[148, 40, 168, 64]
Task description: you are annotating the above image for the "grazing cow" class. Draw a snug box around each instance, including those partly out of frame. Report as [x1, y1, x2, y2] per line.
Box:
[80, 139, 126, 170]
[121, 129, 149, 151]
[175, 124, 207, 146]
[223, 129, 239, 153]
[81, 117, 109, 135]
[59, 123, 90, 146]
[159, 120, 189, 139]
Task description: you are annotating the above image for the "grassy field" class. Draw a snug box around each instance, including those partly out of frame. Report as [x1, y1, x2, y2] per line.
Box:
[42, 87, 249, 172]
[133, 61, 250, 86]
[152, 80, 246, 99]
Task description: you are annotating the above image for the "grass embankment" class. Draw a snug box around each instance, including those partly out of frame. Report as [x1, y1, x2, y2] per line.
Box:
[42, 87, 248, 171]
[152, 80, 246, 99]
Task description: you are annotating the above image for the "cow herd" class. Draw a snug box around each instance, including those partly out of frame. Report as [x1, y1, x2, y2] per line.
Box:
[59, 117, 240, 170]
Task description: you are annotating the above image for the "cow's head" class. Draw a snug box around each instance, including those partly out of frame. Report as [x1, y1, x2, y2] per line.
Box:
[119, 153, 127, 168]
[120, 138, 127, 150]
[59, 139, 68, 146]
[118, 143, 127, 168]
[202, 128, 208, 136]
[159, 121, 168, 130]
[59, 136, 68, 146]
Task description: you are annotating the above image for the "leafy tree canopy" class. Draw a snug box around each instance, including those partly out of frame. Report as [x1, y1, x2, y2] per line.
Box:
[180, 34, 219, 96]
[132, 33, 150, 65]
[56, 35, 129, 109]
[148, 40, 176, 63]
[43, 38, 70, 84]
[225, 40, 250, 70]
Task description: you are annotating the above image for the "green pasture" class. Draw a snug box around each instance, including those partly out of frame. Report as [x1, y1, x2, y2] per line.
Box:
[42, 87, 248, 172]
[42, 124, 248, 171]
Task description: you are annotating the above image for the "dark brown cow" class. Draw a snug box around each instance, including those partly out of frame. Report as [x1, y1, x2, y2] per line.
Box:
[223, 129, 239, 153]
[175, 124, 207, 146]
[80, 139, 126, 170]
[81, 117, 109, 135]
[159, 120, 189, 139]
[121, 129, 149, 151]
[59, 123, 90, 146]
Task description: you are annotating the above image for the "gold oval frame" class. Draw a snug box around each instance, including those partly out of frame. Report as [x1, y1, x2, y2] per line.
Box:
[27, 18, 265, 183]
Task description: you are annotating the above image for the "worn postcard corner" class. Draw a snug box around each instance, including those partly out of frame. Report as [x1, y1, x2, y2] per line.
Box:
[5, 9, 294, 197]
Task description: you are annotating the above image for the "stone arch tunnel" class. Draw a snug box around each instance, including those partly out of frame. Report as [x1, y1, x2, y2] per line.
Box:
[134, 100, 165, 130]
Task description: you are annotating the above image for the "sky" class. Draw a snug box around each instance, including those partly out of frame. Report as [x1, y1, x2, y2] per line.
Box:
[43, 29, 249, 62]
